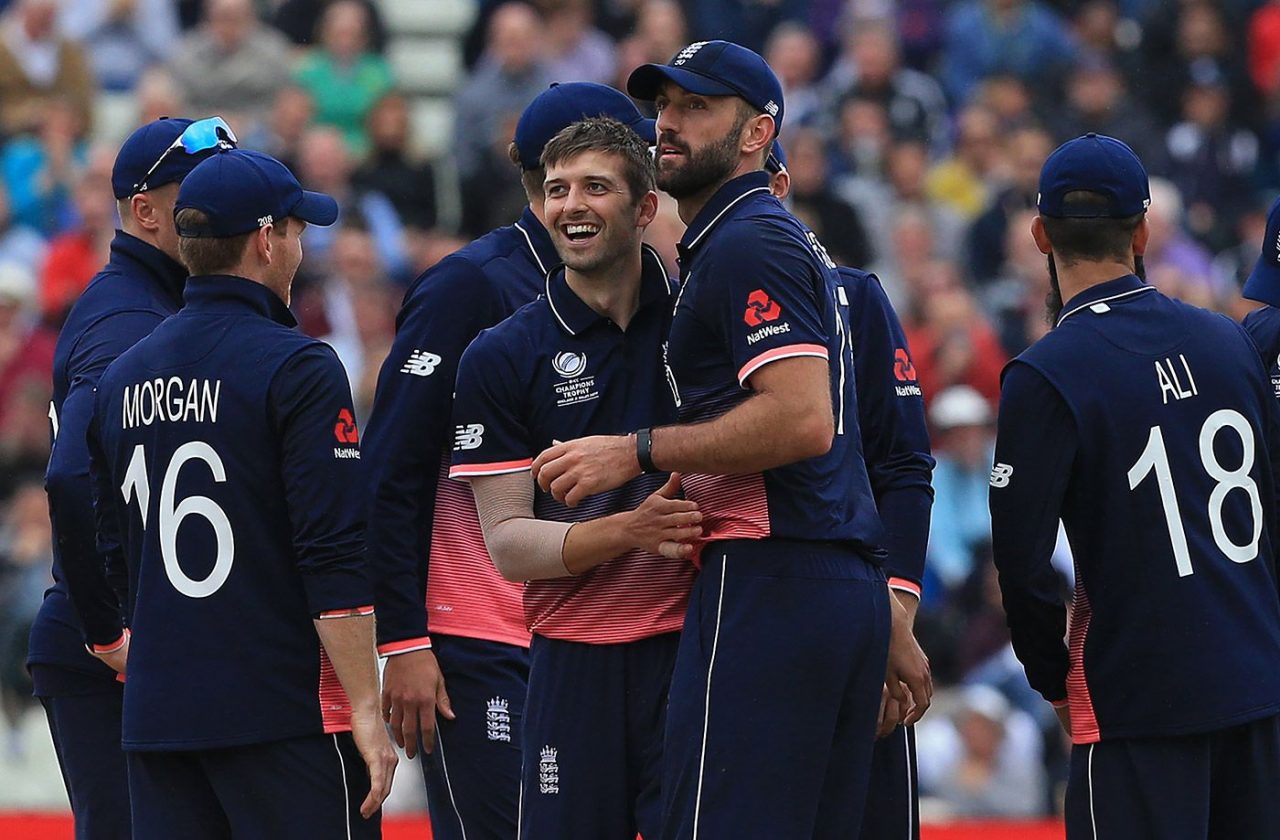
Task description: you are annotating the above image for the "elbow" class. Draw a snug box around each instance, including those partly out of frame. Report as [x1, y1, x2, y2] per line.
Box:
[794, 410, 834, 460]
[483, 536, 527, 583]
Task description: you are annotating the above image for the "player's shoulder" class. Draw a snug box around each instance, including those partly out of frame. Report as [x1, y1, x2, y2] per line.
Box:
[698, 210, 814, 274]
[1243, 305, 1280, 359]
[460, 297, 547, 369]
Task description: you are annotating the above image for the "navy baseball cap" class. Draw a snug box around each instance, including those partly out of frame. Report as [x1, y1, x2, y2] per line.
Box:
[513, 82, 656, 171]
[1244, 196, 1280, 305]
[112, 118, 209, 199]
[1037, 133, 1150, 219]
[766, 140, 787, 174]
[175, 149, 338, 238]
[627, 40, 784, 134]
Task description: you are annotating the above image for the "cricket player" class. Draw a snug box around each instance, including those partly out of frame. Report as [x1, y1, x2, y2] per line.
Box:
[34, 117, 234, 839]
[451, 116, 700, 838]
[532, 41, 932, 837]
[990, 133, 1280, 839]
[362, 83, 656, 839]
[78, 149, 397, 838]
[1242, 196, 1280, 400]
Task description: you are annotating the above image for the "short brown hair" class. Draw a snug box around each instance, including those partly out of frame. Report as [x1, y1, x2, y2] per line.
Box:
[540, 117, 656, 202]
[175, 209, 285, 276]
[1040, 191, 1144, 263]
[508, 141, 546, 201]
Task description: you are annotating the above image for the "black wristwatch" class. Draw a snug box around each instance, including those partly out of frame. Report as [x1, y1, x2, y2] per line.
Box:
[635, 428, 657, 473]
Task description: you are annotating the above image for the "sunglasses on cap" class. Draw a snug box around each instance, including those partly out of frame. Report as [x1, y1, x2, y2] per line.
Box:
[133, 117, 238, 194]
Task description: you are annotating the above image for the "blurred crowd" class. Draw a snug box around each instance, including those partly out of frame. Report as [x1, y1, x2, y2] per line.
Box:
[1, 0, 1279, 819]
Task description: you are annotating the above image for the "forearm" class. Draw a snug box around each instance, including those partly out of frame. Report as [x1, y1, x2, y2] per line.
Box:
[651, 389, 831, 475]
[313, 614, 381, 712]
[891, 587, 920, 625]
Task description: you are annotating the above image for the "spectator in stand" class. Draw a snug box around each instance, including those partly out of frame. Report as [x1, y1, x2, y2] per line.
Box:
[1071, 0, 1145, 78]
[781, 127, 872, 269]
[353, 93, 438, 232]
[134, 66, 185, 126]
[905, 280, 1007, 406]
[845, 139, 966, 286]
[59, 0, 178, 92]
[0, 183, 45, 271]
[292, 0, 394, 158]
[0, 0, 94, 137]
[272, 0, 386, 51]
[823, 17, 949, 152]
[295, 127, 410, 283]
[631, 0, 686, 66]
[940, 0, 1076, 107]
[540, 0, 616, 85]
[1145, 2, 1255, 131]
[868, 206, 947, 313]
[0, 480, 51, 758]
[1165, 58, 1259, 252]
[985, 208, 1052, 357]
[259, 85, 314, 174]
[828, 93, 893, 178]
[685, 0, 806, 54]
[1043, 54, 1167, 174]
[925, 385, 996, 592]
[1212, 193, 1271, 296]
[1250, 0, 1280, 99]
[0, 97, 86, 237]
[917, 684, 1046, 818]
[168, 0, 292, 133]
[967, 124, 1052, 285]
[453, 3, 553, 231]
[1142, 176, 1221, 309]
[0, 261, 53, 426]
[763, 21, 823, 129]
[927, 105, 1001, 222]
[971, 73, 1033, 134]
[38, 147, 115, 325]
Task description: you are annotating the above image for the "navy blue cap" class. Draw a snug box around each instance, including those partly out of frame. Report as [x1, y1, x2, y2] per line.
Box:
[1244, 196, 1280, 305]
[113, 118, 201, 199]
[1037, 133, 1150, 219]
[627, 40, 784, 134]
[174, 149, 339, 238]
[513, 82, 656, 171]
[766, 140, 787, 174]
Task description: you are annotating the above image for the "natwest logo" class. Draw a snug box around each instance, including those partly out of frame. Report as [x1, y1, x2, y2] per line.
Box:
[334, 408, 359, 443]
[893, 348, 917, 382]
[743, 289, 782, 326]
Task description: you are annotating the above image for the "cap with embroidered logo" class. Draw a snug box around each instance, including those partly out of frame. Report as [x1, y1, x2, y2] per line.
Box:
[113, 117, 225, 199]
[627, 40, 784, 135]
[513, 82, 657, 171]
[1244, 195, 1280, 306]
[1037, 133, 1150, 219]
[174, 149, 338, 238]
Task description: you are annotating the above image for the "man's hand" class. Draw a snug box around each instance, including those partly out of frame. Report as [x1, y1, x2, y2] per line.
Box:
[90, 629, 129, 676]
[349, 704, 399, 819]
[381, 649, 455, 759]
[622, 473, 702, 558]
[532, 435, 640, 506]
[876, 684, 901, 739]
[884, 588, 932, 726]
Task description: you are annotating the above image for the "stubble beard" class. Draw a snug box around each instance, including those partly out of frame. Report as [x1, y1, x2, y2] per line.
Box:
[656, 123, 745, 200]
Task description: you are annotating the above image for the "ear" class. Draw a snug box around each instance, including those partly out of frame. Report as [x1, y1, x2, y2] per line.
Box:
[770, 169, 790, 201]
[636, 190, 659, 229]
[1132, 215, 1149, 257]
[741, 114, 774, 158]
[256, 224, 274, 263]
[129, 194, 161, 233]
[1031, 215, 1053, 256]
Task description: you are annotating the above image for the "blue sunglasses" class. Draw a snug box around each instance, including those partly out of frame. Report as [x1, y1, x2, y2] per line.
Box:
[133, 116, 238, 193]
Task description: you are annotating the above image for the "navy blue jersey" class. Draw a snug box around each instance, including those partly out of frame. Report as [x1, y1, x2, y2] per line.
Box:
[838, 267, 934, 595]
[88, 276, 372, 751]
[33, 232, 187, 684]
[1243, 305, 1280, 402]
[991, 274, 1280, 744]
[450, 247, 693, 644]
[664, 171, 882, 552]
[363, 207, 557, 654]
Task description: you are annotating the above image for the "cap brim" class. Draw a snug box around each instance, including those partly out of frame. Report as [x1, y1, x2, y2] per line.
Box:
[292, 190, 339, 227]
[627, 64, 739, 102]
[1244, 253, 1280, 308]
[632, 118, 657, 145]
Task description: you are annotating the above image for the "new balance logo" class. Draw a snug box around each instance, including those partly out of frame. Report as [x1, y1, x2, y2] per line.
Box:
[486, 697, 511, 742]
[453, 423, 484, 451]
[400, 350, 442, 377]
[539, 746, 559, 794]
[989, 463, 1013, 488]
